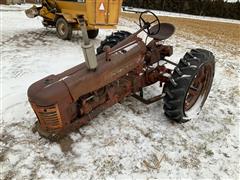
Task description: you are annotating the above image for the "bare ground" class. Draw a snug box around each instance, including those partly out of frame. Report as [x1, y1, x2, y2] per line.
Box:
[122, 12, 240, 55]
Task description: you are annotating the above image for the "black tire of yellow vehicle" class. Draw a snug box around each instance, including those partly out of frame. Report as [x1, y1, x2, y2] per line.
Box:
[87, 29, 99, 39]
[56, 17, 72, 40]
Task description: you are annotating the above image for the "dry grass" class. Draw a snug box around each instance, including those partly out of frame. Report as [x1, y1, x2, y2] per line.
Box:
[121, 12, 240, 55]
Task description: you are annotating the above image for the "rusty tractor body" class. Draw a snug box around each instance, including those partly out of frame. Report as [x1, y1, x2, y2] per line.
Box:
[28, 11, 215, 140]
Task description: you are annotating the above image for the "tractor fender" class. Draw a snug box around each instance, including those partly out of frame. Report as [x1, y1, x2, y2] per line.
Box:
[55, 13, 77, 23]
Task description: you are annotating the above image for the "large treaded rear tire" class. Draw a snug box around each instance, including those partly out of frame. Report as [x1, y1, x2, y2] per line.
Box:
[163, 49, 215, 123]
[96, 30, 132, 55]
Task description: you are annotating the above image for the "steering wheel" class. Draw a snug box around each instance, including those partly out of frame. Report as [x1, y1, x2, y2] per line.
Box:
[139, 11, 160, 36]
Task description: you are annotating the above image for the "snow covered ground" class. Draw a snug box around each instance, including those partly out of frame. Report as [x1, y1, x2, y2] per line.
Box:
[1, 4, 240, 180]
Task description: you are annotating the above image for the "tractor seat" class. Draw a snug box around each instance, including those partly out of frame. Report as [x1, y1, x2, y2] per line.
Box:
[149, 23, 175, 41]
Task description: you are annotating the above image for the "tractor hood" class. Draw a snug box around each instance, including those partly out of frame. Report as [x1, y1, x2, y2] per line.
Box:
[28, 39, 146, 106]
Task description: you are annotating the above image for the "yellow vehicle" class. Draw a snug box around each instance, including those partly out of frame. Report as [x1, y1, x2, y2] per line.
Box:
[25, 0, 123, 40]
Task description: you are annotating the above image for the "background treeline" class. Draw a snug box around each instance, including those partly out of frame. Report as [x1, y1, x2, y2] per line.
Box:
[122, 0, 240, 20]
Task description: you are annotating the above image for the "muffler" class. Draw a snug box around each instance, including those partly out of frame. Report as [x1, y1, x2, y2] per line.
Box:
[77, 16, 98, 70]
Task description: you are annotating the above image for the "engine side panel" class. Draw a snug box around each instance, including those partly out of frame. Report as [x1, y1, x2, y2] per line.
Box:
[64, 41, 146, 101]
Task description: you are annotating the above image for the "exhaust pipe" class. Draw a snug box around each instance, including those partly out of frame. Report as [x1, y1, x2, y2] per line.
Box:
[77, 16, 98, 70]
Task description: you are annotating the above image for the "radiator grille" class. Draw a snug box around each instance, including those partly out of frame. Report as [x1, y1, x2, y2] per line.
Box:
[32, 104, 63, 130]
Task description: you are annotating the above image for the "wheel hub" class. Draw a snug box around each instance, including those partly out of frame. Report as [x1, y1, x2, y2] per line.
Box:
[58, 23, 66, 36]
[184, 64, 213, 113]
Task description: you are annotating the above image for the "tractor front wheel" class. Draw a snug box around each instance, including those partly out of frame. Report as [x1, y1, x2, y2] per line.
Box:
[56, 17, 72, 40]
[163, 49, 215, 123]
[87, 29, 99, 39]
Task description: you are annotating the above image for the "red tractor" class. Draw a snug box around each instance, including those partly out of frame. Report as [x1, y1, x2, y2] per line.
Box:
[28, 11, 215, 140]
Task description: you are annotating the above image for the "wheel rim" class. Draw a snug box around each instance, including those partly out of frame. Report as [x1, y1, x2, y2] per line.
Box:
[184, 63, 214, 116]
[58, 23, 66, 36]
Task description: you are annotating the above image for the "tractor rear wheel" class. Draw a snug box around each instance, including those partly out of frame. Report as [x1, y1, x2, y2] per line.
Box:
[163, 49, 215, 123]
[96, 30, 132, 55]
[56, 17, 72, 40]
[87, 29, 99, 39]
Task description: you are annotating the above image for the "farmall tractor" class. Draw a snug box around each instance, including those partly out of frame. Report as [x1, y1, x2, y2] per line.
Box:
[28, 11, 215, 140]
